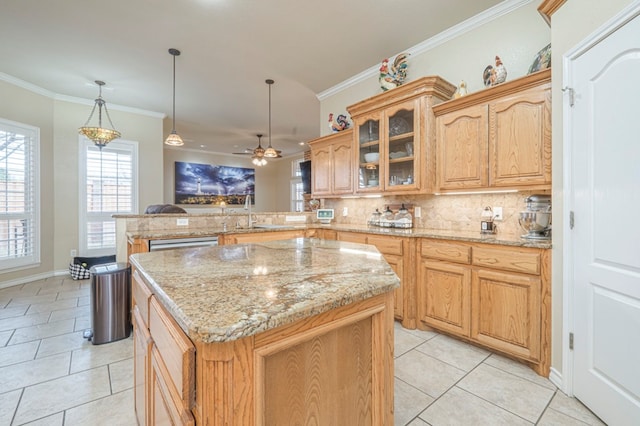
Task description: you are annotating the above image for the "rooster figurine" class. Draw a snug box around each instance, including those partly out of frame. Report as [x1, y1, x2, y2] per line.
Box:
[328, 113, 350, 133]
[493, 56, 507, 85]
[379, 53, 410, 91]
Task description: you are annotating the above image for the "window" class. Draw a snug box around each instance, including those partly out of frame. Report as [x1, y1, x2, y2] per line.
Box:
[79, 138, 137, 256]
[0, 119, 40, 272]
[290, 157, 304, 212]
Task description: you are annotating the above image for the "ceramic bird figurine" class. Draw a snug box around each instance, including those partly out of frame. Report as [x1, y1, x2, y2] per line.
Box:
[493, 56, 507, 85]
[379, 53, 410, 91]
[454, 81, 468, 98]
[328, 113, 350, 132]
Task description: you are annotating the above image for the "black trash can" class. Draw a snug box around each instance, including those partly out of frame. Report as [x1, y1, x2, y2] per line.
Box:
[88, 263, 131, 345]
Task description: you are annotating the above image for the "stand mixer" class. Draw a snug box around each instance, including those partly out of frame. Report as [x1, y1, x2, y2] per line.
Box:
[518, 194, 552, 239]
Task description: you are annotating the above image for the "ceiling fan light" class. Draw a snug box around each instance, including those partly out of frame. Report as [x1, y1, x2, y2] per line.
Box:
[263, 146, 278, 158]
[164, 131, 184, 146]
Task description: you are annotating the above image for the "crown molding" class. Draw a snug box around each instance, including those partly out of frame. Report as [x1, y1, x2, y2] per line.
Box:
[0, 72, 165, 119]
[317, 0, 534, 101]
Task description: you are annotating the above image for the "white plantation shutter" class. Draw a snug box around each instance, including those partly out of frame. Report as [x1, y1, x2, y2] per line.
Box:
[80, 138, 137, 255]
[0, 119, 40, 271]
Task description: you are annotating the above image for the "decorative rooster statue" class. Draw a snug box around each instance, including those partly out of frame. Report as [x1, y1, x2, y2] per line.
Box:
[328, 113, 350, 132]
[379, 53, 410, 91]
[484, 55, 507, 87]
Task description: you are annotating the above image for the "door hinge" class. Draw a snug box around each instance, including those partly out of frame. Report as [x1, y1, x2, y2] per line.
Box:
[562, 86, 575, 107]
[569, 332, 574, 350]
[569, 211, 575, 229]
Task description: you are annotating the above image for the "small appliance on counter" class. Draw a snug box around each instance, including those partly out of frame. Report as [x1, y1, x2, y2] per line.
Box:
[518, 194, 552, 240]
[480, 206, 497, 234]
[316, 208, 335, 225]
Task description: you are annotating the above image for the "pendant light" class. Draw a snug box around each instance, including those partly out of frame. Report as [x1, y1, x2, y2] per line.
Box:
[78, 80, 121, 149]
[251, 134, 267, 166]
[165, 48, 184, 146]
[263, 79, 281, 158]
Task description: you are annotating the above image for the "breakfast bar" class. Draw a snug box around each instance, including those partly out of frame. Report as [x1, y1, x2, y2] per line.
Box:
[129, 238, 399, 425]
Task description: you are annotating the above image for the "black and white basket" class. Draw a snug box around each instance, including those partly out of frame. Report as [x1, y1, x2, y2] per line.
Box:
[68, 255, 116, 280]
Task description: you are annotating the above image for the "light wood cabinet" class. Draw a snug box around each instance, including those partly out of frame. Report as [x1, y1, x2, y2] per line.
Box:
[433, 69, 551, 192]
[221, 229, 307, 245]
[308, 129, 354, 197]
[348, 77, 456, 194]
[417, 238, 550, 376]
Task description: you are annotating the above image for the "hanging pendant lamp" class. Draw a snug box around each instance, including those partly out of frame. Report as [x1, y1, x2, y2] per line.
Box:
[263, 79, 282, 158]
[78, 80, 121, 149]
[165, 48, 184, 146]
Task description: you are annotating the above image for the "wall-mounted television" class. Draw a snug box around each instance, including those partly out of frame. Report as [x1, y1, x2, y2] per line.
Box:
[300, 160, 312, 194]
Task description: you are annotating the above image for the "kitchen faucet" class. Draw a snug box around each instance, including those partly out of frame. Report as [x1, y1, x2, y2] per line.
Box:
[244, 195, 256, 228]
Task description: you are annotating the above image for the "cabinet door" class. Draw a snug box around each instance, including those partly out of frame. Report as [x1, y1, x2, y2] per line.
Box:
[133, 306, 151, 426]
[382, 253, 404, 320]
[149, 346, 195, 426]
[225, 230, 305, 244]
[436, 104, 488, 190]
[332, 134, 354, 194]
[336, 231, 368, 244]
[355, 114, 382, 192]
[489, 87, 551, 188]
[384, 99, 421, 192]
[417, 259, 471, 337]
[471, 269, 541, 361]
[310, 144, 332, 196]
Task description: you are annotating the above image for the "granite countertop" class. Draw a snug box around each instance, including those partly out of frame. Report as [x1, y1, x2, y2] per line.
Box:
[127, 223, 551, 249]
[130, 238, 400, 344]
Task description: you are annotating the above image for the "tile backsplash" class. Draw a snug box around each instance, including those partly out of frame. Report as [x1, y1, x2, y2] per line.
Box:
[323, 190, 550, 236]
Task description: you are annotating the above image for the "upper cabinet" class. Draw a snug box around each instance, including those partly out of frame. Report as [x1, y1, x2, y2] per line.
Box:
[348, 77, 456, 195]
[308, 129, 354, 197]
[433, 69, 551, 193]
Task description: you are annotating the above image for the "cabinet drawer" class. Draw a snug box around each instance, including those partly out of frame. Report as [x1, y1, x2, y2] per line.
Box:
[133, 270, 153, 327]
[472, 246, 541, 275]
[337, 231, 368, 244]
[149, 297, 195, 408]
[421, 240, 471, 264]
[367, 235, 404, 256]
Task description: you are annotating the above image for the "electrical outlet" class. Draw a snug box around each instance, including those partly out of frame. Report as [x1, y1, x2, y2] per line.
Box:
[493, 207, 503, 221]
[177, 218, 189, 226]
[414, 207, 421, 218]
[342, 207, 348, 216]
[70, 249, 77, 257]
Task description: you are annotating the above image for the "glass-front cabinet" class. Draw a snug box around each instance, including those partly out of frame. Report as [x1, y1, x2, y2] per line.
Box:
[349, 76, 456, 195]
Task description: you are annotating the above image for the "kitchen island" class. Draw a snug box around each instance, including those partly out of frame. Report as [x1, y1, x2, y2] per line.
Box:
[130, 238, 399, 425]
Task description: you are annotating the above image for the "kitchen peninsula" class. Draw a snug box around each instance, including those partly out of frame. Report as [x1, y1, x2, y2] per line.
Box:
[130, 238, 398, 425]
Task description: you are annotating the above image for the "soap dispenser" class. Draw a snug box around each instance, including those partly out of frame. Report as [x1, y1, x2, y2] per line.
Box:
[394, 204, 412, 228]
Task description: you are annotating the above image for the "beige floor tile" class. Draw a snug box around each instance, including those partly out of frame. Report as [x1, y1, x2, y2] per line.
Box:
[398, 324, 439, 341]
[395, 350, 466, 399]
[8, 319, 75, 345]
[0, 312, 50, 332]
[549, 391, 606, 425]
[56, 288, 90, 300]
[64, 389, 137, 426]
[70, 336, 134, 373]
[396, 327, 429, 357]
[0, 329, 13, 346]
[6, 293, 59, 307]
[48, 305, 90, 322]
[416, 334, 490, 372]
[420, 386, 532, 426]
[13, 366, 111, 424]
[407, 419, 429, 425]
[20, 412, 64, 425]
[0, 305, 28, 319]
[394, 378, 435, 426]
[484, 353, 556, 390]
[0, 285, 39, 297]
[537, 407, 591, 425]
[109, 358, 134, 393]
[0, 352, 70, 392]
[457, 364, 554, 423]
[36, 282, 80, 295]
[37, 331, 89, 358]
[26, 298, 78, 315]
[0, 389, 22, 425]
[0, 340, 39, 367]
[74, 316, 91, 332]
[77, 296, 90, 307]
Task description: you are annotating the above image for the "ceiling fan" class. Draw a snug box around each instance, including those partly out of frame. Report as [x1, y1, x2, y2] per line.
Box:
[232, 134, 267, 155]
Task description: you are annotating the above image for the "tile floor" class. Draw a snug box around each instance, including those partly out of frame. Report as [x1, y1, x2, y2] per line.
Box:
[0, 276, 606, 425]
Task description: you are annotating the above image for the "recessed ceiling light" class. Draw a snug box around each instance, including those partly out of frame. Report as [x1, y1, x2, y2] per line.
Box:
[200, 144, 206, 148]
[298, 141, 306, 146]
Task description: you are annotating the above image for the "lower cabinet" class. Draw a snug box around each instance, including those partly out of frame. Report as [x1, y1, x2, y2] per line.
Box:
[221, 229, 307, 245]
[416, 238, 550, 376]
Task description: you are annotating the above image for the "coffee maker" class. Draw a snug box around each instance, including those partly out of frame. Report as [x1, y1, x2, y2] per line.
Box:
[518, 195, 552, 239]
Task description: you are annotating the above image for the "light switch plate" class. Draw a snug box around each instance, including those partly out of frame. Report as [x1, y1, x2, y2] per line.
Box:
[342, 207, 348, 216]
[414, 207, 421, 218]
[177, 218, 189, 226]
[493, 207, 503, 221]
[285, 215, 307, 222]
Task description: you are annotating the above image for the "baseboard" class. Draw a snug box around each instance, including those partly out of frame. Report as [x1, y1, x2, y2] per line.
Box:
[549, 367, 563, 389]
[0, 271, 56, 289]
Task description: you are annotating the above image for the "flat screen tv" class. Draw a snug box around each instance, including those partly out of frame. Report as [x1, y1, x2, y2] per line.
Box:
[300, 160, 312, 194]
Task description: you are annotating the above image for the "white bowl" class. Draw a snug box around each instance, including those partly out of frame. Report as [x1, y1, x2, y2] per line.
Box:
[368, 179, 379, 186]
[364, 152, 379, 162]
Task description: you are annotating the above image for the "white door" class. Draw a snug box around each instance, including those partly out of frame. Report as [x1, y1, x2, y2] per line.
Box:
[569, 7, 640, 426]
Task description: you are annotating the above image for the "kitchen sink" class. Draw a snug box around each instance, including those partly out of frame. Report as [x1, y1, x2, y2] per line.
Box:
[253, 224, 291, 229]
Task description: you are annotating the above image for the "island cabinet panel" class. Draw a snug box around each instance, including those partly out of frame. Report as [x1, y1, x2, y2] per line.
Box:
[133, 306, 151, 426]
[471, 269, 541, 361]
[150, 345, 195, 426]
[221, 229, 306, 245]
[416, 238, 551, 377]
[133, 270, 152, 324]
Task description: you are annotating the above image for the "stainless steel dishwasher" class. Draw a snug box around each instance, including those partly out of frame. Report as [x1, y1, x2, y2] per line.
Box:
[148, 236, 219, 251]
